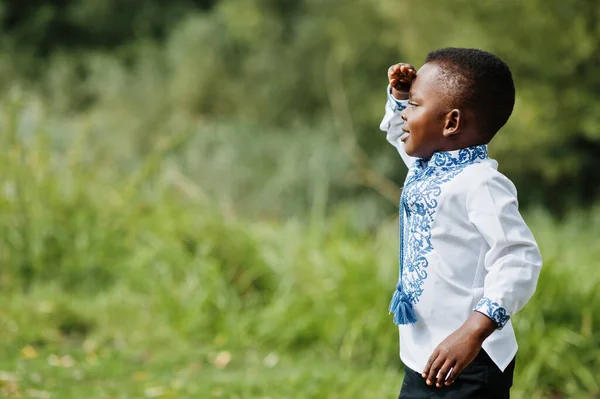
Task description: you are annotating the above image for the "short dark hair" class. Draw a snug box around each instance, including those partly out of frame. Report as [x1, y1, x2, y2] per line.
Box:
[425, 48, 515, 141]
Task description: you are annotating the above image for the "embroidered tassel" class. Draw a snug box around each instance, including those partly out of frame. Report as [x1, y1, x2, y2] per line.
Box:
[392, 192, 416, 325]
[389, 284, 417, 325]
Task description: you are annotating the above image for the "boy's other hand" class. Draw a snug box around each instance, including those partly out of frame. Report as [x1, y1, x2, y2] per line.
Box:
[421, 312, 497, 388]
[388, 63, 416, 100]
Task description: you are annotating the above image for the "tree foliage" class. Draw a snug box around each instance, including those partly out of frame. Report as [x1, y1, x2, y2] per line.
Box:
[1, 0, 599, 212]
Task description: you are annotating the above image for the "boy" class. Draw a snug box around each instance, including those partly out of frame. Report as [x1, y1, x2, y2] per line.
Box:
[380, 48, 542, 398]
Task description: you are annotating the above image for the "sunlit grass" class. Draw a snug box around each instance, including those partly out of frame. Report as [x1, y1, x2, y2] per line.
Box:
[0, 104, 599, 398]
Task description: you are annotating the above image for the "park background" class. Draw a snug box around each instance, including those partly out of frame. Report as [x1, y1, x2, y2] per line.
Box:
[1, 0, 599, 398]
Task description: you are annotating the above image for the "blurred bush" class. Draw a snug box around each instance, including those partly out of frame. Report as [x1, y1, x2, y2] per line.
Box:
[1, 0, 600, 215]
[1, 102, 599, 397]
[1, 2, 599, 397]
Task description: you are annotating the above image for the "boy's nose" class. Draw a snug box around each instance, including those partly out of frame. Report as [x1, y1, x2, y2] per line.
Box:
[401, 109, 408, 121]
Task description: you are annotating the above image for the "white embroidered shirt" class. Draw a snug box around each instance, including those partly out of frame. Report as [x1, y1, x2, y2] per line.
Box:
[380, 87, 543, 373]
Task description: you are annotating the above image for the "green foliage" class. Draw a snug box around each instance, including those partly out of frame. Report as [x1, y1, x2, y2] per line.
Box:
[2, 0, 599, 214]
[0, 0, 217, 54]
[1, 104, 599, 398]
[1, 1, 600, 397]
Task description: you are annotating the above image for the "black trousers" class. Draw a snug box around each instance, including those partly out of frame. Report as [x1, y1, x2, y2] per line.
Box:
[399, 350, 516, 399]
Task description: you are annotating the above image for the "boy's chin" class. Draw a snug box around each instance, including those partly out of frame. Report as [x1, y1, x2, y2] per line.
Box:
[405, 142, 433, 159]
[404, 141, 419, 157]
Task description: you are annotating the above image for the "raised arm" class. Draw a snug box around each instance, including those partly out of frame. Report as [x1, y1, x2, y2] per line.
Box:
[379, 63, 417, 168]
[380, 87, 414, 167]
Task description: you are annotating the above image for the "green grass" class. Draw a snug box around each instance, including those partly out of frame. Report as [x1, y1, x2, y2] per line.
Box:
[1, 105, 600, 398]
[1, 287, 404, 399]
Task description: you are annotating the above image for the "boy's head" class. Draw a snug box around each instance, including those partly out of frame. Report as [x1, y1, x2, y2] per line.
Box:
[400, 48, 515, 159]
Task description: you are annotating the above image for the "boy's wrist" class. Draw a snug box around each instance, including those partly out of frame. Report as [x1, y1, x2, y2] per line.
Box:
[462, 311, 498, 344]
[391, 86, 409, 100]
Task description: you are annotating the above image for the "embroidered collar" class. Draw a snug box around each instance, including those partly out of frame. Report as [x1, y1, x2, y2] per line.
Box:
[414, 144, 488, 170]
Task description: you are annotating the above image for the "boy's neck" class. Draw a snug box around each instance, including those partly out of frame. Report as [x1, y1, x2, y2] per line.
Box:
[424, 139, 488, 160]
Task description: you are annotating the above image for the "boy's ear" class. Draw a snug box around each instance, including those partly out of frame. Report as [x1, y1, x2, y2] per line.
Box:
[442, 109, 461, 138]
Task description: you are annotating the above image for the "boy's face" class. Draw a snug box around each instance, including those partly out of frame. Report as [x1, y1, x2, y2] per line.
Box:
[401, 63, 452, 159]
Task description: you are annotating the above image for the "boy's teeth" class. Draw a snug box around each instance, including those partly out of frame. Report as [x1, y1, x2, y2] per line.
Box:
[400, 132, 410, 141]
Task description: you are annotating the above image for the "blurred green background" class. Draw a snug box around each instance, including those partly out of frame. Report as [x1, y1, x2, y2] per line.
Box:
[0, 1, 599, 398]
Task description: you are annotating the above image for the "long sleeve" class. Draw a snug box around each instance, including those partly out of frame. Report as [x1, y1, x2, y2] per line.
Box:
[379, 85, 416, 168]
[467, 173, 543, 329]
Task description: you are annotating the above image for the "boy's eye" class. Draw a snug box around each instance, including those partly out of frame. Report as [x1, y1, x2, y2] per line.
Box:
[408, 101, 418, 107]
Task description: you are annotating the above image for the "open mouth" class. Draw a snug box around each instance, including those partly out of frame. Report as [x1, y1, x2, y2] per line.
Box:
[400, 131, 410, 142]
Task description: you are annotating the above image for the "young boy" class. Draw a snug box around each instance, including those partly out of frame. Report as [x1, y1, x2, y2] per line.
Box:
[380, 48, 542, 398]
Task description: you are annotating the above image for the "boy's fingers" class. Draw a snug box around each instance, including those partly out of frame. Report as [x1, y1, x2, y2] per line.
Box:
[422, 350, 438, 379]
[426, 357, 445, 386]
[389, 63, 416, 77]
[444, 367, 457, 386]
[436, 361, 455, 388]
[389, 63, 416, 89]
[388, 66, 397, 79]
[445, 363, 465, 386]
[389, 66, 401, 79]
[451, 363, 465, 379]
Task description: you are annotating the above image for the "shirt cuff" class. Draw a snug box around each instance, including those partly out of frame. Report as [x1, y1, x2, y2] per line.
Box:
[386, 85, 408, 112]
[474, 297, 510, 329]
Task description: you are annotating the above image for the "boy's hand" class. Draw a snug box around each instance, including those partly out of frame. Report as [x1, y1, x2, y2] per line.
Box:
[388, 63, 416, 100]
[422, 312, 497, 388]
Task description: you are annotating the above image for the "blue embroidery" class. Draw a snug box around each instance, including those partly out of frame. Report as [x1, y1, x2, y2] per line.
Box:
[390, 145, 488, 325]
[475, 297, 510, 329]
[387, 91, 407, 112]
[432, 146, 489, 168]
